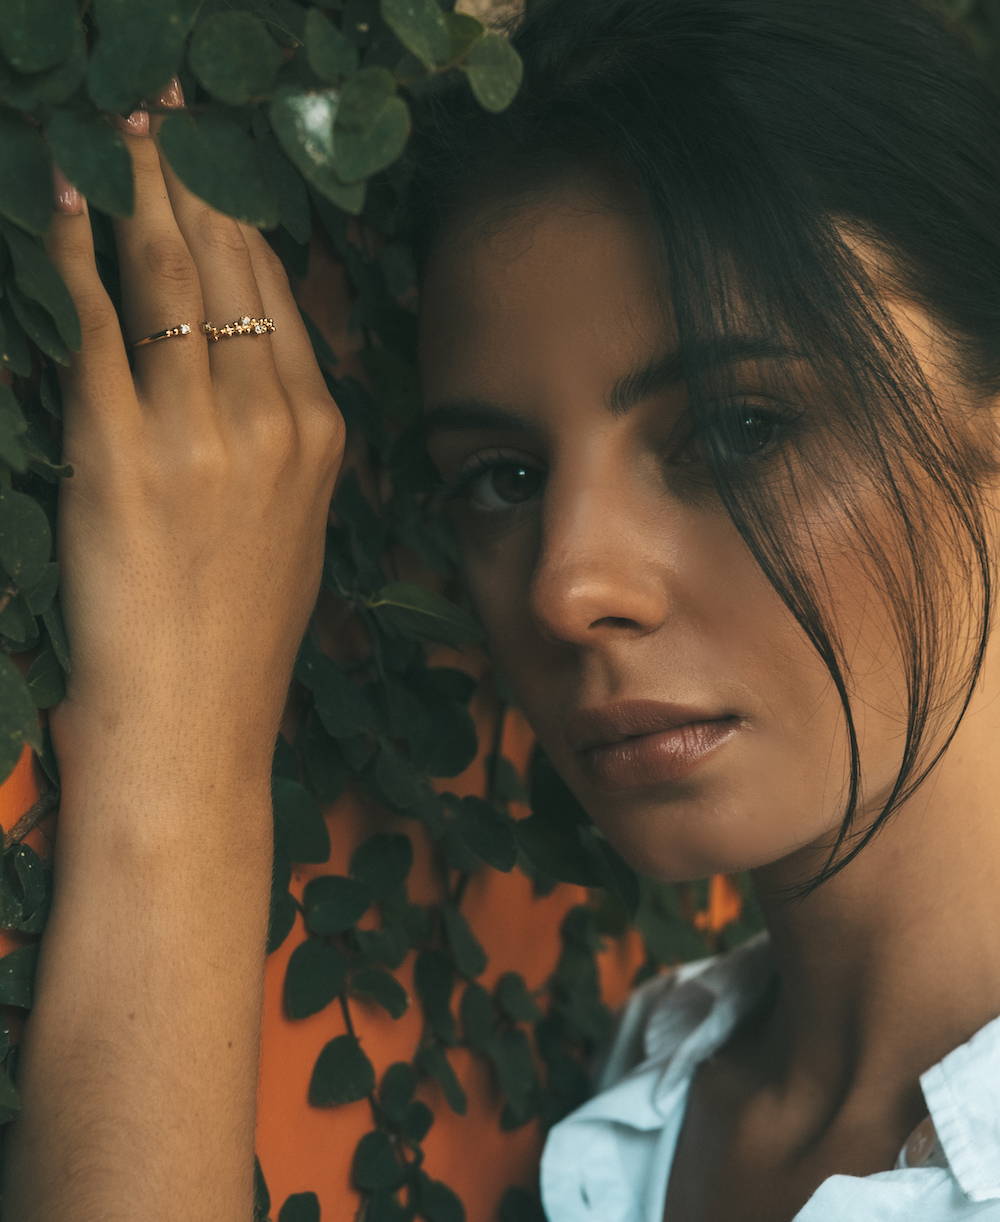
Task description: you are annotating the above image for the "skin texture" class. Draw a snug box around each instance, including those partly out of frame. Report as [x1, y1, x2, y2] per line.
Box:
[417, 171, 1000, 1220]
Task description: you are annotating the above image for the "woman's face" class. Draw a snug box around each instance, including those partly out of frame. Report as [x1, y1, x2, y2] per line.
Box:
[416, 173, 987, 884]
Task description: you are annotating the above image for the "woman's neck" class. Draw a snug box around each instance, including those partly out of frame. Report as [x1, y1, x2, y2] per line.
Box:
[745, 672, 1000, 1140]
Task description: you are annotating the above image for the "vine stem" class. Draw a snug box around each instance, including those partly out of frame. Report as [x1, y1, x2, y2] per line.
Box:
[3, 784, 59, 852]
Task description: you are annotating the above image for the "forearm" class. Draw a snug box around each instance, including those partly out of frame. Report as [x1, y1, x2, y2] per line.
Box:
[0, 763, 274, 1222]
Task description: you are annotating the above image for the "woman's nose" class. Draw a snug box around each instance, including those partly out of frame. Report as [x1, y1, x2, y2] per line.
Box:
[526, 466, 673, 647]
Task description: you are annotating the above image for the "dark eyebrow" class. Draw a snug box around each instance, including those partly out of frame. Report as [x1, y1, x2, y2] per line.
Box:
[420, 335, 802, 441]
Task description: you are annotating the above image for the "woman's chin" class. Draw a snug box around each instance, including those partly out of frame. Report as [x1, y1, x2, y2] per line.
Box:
[586, 793, 828, 885]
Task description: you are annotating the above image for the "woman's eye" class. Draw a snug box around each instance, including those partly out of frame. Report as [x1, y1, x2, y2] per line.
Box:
[441, 449, 545, 514]
[673, 403, 797, 467]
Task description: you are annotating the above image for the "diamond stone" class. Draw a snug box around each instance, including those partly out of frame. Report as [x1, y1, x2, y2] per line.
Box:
[254, 324, 263, 333]
[179, 323, 190, 334]
[240, 316, 251, 326]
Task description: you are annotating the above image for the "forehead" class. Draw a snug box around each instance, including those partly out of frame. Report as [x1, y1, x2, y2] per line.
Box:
[417, 176, 673, 402]
[416, 177, 962, 421]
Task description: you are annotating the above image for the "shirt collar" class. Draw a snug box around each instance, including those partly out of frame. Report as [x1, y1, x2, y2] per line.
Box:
[575, 930, 1000, 1201]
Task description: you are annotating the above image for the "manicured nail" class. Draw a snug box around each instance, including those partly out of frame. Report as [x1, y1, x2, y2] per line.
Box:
[157, 75, 184, 108]
[52, 163, 83, 214]
[116, 105, 149, 135]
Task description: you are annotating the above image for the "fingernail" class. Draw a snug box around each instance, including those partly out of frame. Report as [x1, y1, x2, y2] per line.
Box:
[52, 163, 83, 214]
[115, 105, 149, 135]
[156, 75, 184, 108]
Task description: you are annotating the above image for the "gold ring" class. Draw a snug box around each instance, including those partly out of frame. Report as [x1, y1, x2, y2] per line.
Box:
[201, 315, 276, 342]
[131, 322, 193, 348]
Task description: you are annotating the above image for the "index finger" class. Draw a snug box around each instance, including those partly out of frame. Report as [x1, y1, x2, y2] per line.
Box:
[44, 166, 139, 437]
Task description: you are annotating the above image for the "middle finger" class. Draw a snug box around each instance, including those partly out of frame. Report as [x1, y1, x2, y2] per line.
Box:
[152, 80, 282, 407]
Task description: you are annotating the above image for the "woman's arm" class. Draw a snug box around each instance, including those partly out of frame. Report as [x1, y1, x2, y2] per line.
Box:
[0, 73, 346, 1222]
[0, 751, 274, 1222]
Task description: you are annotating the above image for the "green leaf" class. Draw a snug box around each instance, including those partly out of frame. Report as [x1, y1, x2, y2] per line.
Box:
[41, 600, 70, 672]
[0, 590, 37, 647]
[441, 904, 486, 979]
[499, 1187, 546, 1222]
[9, 287, 70, 364]
[0, 301, 31, 375]
[0, 114, 51, 235]
[308, 1032, 375, 1105]
[454, 797, 517, 872]
[494, 971, 541, 1023]
[298, 707, 349, 803]
[0, 943, 37, 1007]
[349, 832, 412, 900]
[25, 644, 65, 710]
[369, 740, 429, 812]
[367, 581, 484, 647]
[272, 775, 331, 863]
[354, 923, 410, 970]
[0, 24, 87, 111]
[0, 483, 52, 594]
[190, 12, 283, 105]
[516, 816, 601, 887]
[415, 1041, 466, 1115]
[269, 89, 366, 215]
[306, 9, 359, 81]
[254, 120, 312, 245]
[378, 1060, 416, 1124]
[283, 938, 347, 1019]
[21, 562, 58, 617]
[352, 1129, 405, 1191]
[86, 0, 201, 113]
[254, 1154, 271, 1222]
[2, 221, 79, 350]
[585, 832, 639, 918]
[400, 1099, 433, 1142]
[413, 948, 456, 1044]
[461, 31, 523, 113]
[0, 0, 79, 74]
[293, 636, 377, 737]
[458, 981, 494, 1053]
[266, 887, 297, 954]
[417, 1172, 465, 1222]
[159, 110, 279, 228]
[444, 11, 483, 61]
[486, 752, 529, 805]
[402, 673, 478, 779]
[350, 966, 409, 1019]
[1, 843, 50, 934]
[0, 384, 30, 473]
[487, 1026, 537, 1121]
[367, 1192, 409, 1222]
[277, 1192, 320, 1222]
[380, 0, 451, 69]
[46, 109, 134, 218]
[303, 873, 371, 934]
[332, 67, 410, 183]
[528, 744, 589, 831]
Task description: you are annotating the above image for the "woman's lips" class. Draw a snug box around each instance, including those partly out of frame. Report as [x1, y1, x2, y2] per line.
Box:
[577, 716, 742, 790]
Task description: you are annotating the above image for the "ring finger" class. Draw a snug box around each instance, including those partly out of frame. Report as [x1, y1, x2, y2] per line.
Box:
[111, 104, 209, 408]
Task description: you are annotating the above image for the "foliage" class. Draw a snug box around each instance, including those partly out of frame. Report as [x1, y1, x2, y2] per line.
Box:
[1, 0, 990, 1216]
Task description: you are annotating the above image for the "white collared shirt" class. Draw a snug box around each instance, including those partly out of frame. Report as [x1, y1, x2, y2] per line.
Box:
[540, 931, 1000, 1220]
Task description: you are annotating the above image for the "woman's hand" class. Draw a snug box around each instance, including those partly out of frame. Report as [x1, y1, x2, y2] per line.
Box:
[44, 80, 346, 789]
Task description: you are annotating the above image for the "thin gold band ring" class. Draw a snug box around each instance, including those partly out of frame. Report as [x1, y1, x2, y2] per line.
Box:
[131, 322, 193, 347]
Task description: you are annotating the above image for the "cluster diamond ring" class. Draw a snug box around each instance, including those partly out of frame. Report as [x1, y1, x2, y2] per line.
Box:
[202, 315, 276, 342]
